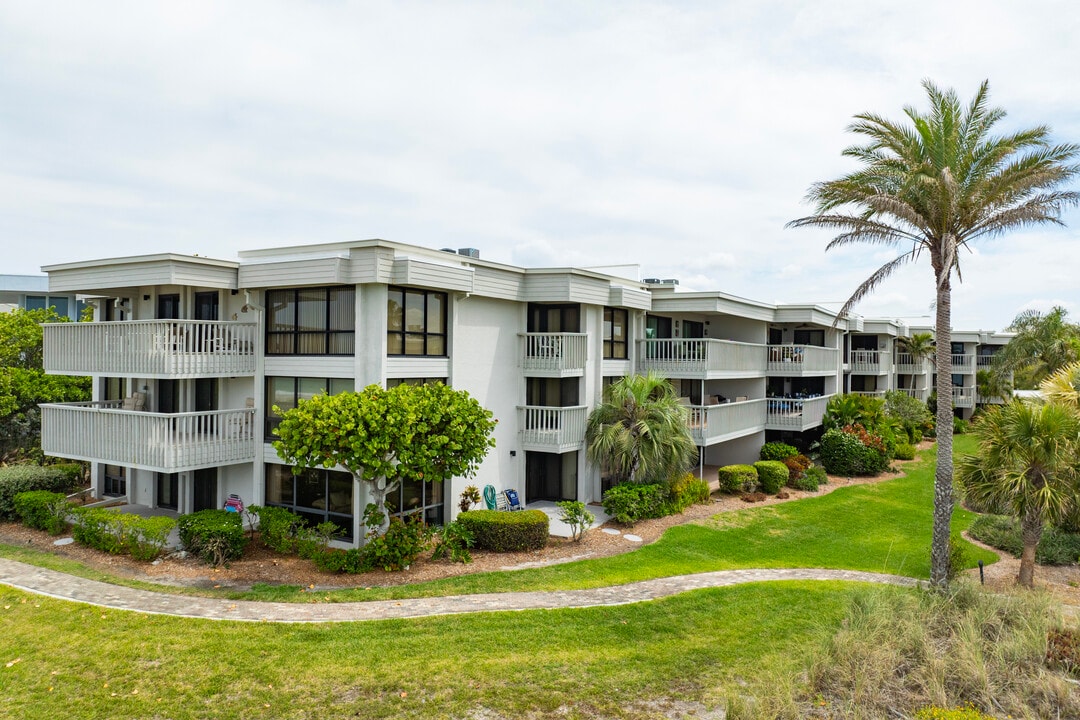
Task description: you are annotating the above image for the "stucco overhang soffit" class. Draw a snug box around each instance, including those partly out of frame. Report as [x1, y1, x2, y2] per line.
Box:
[42, 254, 239, 294]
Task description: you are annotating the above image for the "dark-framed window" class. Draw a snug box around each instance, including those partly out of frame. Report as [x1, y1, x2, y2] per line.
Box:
[387, 286, 447, 356]
[527, 303, 580, 333]
[265, 464, 354, 542]
[386, 477, 444, 526]
[793, 329, 825, 347]
[103, 464, 126, 497]
[265, 376, 354, 441]
[603, 307, 628, 359]
[266, 286, 355, 355]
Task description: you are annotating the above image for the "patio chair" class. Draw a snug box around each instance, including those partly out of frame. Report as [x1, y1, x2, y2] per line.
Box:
[121, 392, 146, 411]
[504, 488, 523, 511]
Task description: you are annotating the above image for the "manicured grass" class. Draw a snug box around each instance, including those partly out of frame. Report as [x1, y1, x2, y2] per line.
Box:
[0, 438, 996, 604]
[0, 580, 887, 720]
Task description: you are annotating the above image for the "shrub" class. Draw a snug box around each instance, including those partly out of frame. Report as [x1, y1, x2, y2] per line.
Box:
[953, 417, 971, 434]
[947, 536, 968, 581]
[789, 464, 824, 492]
[13, 490, 70, 535]
[717, 464, 758, 494]
[601, 483, 667, 524]
[818, 426, 889, 476]
[457, 509, 549, 552]
[431, 520, 475, 563]
[249, 505, 308, 554]
[312, 547, 365, 574]
[362, 515, 433, 571]
[1047, 627, 1080, 677]
[555, 500, 594, 541]
[781, 453, 811, 481]
[753, 460, 789, 494]
[666, 472, 711, 512]
[913, 705, 996, 720]
[0, 463, 82, 520]
[71, 508, 175, 561]
[967, 514, 1080, 565]
[458, 485, 481, 513]
[759, 442, 798, 462]
[177, 509, 247, 566]
[894, 442, 917, 461]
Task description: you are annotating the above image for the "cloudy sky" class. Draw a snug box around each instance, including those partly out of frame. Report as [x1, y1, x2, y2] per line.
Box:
[2, 1, 1078, 329]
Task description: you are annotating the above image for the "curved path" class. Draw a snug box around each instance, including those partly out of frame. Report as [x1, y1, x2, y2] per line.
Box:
[0, 558, 918, 623]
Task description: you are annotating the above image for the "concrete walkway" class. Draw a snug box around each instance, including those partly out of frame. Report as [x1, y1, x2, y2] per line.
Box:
[0, 558, 918, 623]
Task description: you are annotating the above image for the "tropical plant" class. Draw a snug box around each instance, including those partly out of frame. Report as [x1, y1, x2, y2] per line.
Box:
[994, 306, 1080, 387]
[884, 389, 933, 442]
[897, 331, 935, 367]
[975, 368, 1012, 404]
[585, 372, 697, 485]
[555, 500, 595, 542]
[822, 393, 885, 433]
[1041, 360, 1080, 409]
[788, 80, 1080, 589]
[273, 383, 496, 536]
[956, 400, 1080, 587]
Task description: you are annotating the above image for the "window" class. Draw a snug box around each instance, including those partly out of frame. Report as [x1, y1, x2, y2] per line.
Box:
[386, 476, 444, 526]
[386, 377, 445, 388]
[265, 464, 354, 542]
[603, 308, 628, 359]
[266, 287, 355, 355]
[527, 303, 580, 333]
[387, 287, 447, 356]
[793, 329, 825, 346]
[265, 377, 354, 441]
[103, 465, 126, 497]
[951, 342, 965, 355]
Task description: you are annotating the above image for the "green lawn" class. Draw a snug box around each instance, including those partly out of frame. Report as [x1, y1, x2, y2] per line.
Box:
[0, 437, 997, 603]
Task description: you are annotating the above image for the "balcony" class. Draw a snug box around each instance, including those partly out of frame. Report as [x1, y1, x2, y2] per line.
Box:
[898, 388, 930, 401]
[765, 394, 832, 432]
[952, 387, 975, 408]
[687, 399, 766, 445]
[851, 390, 886, 398]
[952, 354, 975, 373]
[41, 401, 257, 473]
[976, 356, 997, 369]
[520, 333, 587, 377]
[766, 344, 839, 376]
[517, 405, 588, 453]
[43, 320, 258, 378]
[848, 350, 889, 374]
[894, 353, 928, 375]
[637, 339, 766, 379]
[977, 393, 1008, 405]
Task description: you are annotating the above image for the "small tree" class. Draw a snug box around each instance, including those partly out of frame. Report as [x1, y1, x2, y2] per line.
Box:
[884, 389, 933, 441]
[273, 383, 496, 536]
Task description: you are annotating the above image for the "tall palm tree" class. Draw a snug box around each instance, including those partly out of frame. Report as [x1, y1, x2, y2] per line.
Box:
[585, 372, 697, 486]
[995, 306, 1080, 387]
[1040, 360, 1080, 409]
[788, 81, 1079, 589]
[956, 400, 1080, 587]
[976, 368, 1013, 404]
[898, 331, 935, 369]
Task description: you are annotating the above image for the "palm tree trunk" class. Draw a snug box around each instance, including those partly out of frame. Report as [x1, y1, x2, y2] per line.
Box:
[930, 277, 954, 589]
[1018, 509, 1043, 588]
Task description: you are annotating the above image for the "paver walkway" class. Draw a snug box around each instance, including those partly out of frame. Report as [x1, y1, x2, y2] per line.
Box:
[0, 558, 918, 623]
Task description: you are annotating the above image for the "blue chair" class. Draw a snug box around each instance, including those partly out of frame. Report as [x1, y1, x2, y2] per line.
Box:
[504, 488, 523, 511]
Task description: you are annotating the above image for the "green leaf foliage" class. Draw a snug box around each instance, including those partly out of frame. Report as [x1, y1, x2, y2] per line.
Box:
[753, 461, 790, 494]
[13, 490, 70, 535]
[717, 464, 758, 494]
[456, 509, 549, 552]
[759, 442, 798, 462]
[177, 510, 247, 566]
[0, 463, 82, 519]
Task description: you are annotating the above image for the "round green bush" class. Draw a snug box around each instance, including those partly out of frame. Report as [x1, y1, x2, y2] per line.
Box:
[894, 442, 916, 461]
[753, 460, 789, 494]
[717, 464, 758, 494]
[178, 509, 247, 566]
[457, 509, 549, 552]
[818, 428, 889, 476]
[602, 482, 667, 523]
[759, 442, 798, 462]
[789, 464, 824, 492]
[0, 463, 82, 520]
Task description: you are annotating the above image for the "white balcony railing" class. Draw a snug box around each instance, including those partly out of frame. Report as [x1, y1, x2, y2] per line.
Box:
[899, 388, 930, 401]
[952, 354, 975, 372]
[637, 339, 766, 377]
[952, 387, 975, 408]
[766, 344, 839, 374]
[848, 350, 888, 373]
[765, 394, 832, 432]
[851, 390, 886, 398]
[976, 356, 996, 368]
[40, 401, 258, 473]
[43, 320, 258, 378]
[687, 399, 766, 445]
[894, 353, 928, 374]
[977, 393, 1007, 405]
[517, 405, 588, 452]
[520, 333, 587, 377]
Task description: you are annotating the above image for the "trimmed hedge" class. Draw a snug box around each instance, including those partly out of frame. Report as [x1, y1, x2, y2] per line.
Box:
[717, 464, 758, 494]
[602, 482, 668, 524]
[0, 463, 82, 520]
[818, 427, 889, 476]
[457, 509, 549, 552]
[13, 490, 70, 535]
[759, 442, 798, 462]
[178, 509, 247, 566]
[667, 473, 712, 511]
[71, 508, 175, 561]
[753, 460, 789, 494]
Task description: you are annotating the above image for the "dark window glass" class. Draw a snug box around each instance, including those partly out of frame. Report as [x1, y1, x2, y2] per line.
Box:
[386, 477, 444, 525]
[264, 464, 353, 541]
[386, 286, 448, 357]
[266, 287, 355, 355]
[265, 376, 354, 441]
[24, 296, 47, 311]
[604, 308, 628, 359]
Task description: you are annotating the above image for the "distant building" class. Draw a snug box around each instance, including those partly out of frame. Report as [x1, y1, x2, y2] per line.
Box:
[0, 274, 83, 319]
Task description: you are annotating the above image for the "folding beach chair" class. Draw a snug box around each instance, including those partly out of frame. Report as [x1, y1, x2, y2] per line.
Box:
[504, 488, 523, 511]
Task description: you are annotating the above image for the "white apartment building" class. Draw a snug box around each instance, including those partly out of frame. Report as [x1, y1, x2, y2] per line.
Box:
[36, 239, 1009, 545]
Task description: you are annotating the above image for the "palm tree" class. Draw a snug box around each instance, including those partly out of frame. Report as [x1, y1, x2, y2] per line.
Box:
[585, 372, 698, 486]
[956, 400, 1080, 587]
[898, 331, 935, 370]
[1040, 360, 1080, 409]
[995, 306, 1080, 387]
[976, 368, 1013, 404]
[788, 80, 1079, 589]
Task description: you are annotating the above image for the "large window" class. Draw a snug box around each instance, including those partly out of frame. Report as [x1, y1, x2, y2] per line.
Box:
[603, 307, 628, 359]
[266, 287, 355, 355]
[265, 464, 354, 542]
[386, 477, 444, 526]
[387, 287, 447, 356]
[265, 376, 354, 441]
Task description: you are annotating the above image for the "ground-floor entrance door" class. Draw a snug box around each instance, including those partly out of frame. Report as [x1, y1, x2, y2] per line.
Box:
[156, 472, 179, 510]
[193, 468, 217, 512]
[525, 451, 578, 502]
